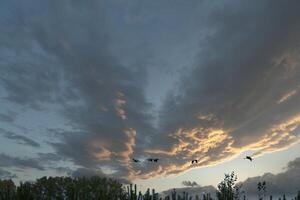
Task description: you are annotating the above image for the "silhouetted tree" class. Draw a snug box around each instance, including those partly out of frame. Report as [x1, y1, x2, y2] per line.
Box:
[0, 174, 298, 200]
[0, 179, 15, 200]
[216, 171, 242, 200]
[16, 182, 34, 200]
[258, 181, 267, 200]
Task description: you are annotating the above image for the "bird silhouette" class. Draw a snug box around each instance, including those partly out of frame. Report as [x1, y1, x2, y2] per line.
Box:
[132, 158, 140, 163]
[153, 158, 159, 162]
[244, 156, 253, 161]
[147, 158, 153, 162]
[191, 160, 198, 164]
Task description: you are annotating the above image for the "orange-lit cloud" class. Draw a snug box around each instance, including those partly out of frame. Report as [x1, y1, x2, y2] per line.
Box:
[120, 128, 136, 161]
[250, 115, 300, 157]
[277, 90, 297, 104]
[134, 114, 300, 179]
[3, 0, 300, 184]
[115, 91, 127, 120]
[90, 128, 136, 162]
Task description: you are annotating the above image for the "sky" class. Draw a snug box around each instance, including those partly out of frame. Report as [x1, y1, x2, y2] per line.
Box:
[1, 0, 300, 195]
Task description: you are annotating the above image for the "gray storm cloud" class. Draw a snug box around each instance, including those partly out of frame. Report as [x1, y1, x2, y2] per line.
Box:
[241, 157, 300, 196]
[162, 157, 300, 196]
[1, 0, 154, 180]
[0, 0, 300, 182]
[0, 169, 16, 179]
[182, 181, 199, 187]
[143, 0, 300, 178]
[0, 128, 40, 147]
[0, 154, 44, 171]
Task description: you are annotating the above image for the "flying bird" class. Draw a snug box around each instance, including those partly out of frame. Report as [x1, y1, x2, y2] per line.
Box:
[147, 158, 153, 162]
[191, 160, 198, 164]
[147, 158, 159, 162]
[244, 156, 253, 161]
[132, 158, 140, 163]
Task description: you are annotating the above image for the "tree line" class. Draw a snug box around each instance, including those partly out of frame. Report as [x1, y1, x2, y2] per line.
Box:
[0, 172, 299, 200]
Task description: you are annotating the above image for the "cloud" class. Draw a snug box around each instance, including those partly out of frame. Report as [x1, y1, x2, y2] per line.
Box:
[0, 128, 40, 147]
[52, 167, 72, 174]
[0, 152, 71, 174]
[162, 156, 300, 197]
[37, 152, 63, 163]
[0, 154, 44, 171]
[0, 0, 300, 182]
[0, 111, 16, 123]
[115, 92, 127, 120]
[277, 90, 298, 104]
[241, 157, 300, 196]
[161, 157, 300, 197]
[0, 0, 154, 180]
[0, 168, 17, 179]
[140, 0, 300, 178]
[182, 180, 199, 187]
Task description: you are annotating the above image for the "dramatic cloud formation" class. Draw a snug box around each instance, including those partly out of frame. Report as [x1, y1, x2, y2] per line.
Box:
[242, 157, 300, 196]
[0, 0, 300, 183]
[0, 0, 154, 180]
[140, 0, 300, 178]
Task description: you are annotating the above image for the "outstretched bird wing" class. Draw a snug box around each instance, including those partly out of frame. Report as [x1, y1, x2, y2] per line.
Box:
[245, 156, 253, 161]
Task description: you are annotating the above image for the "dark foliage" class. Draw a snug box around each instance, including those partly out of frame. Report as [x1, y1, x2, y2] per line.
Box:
[0, 173, 299, 200]
[216, 172, 243, 200]
[0, 176, 124, 200]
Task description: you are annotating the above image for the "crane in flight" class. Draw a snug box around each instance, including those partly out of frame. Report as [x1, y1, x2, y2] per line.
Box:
[132, 158, 140, 163]
[147, 158, 159, 162]
[244, 155, 253, 161]
[191, 160, 198, 164]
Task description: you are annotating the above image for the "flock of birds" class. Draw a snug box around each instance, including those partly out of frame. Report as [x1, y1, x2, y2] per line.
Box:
[132, 158, 159, 163]
[132, 155, 253, 164]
